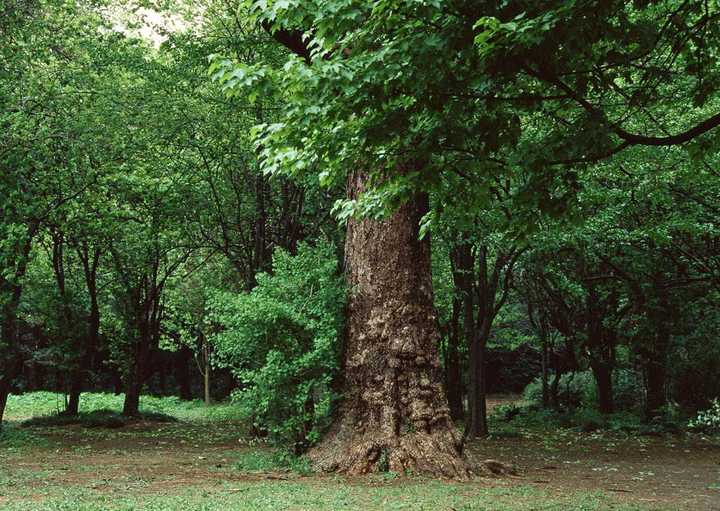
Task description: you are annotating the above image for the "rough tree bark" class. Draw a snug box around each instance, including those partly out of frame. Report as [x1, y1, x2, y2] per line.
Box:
[308, 170, 469, 478]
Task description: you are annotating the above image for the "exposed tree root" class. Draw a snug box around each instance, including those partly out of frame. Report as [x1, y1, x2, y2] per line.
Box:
[309, 423, 471, 479]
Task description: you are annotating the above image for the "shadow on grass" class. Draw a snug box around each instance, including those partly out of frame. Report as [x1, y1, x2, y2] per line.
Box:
[21, 409, 178, 429]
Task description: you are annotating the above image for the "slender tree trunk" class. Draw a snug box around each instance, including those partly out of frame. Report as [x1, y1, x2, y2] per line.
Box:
[51, 233, 81, 416]
[176, 347, 193, 400]
[123, 382, 141, 416]
[158, 357, 168, 394]
[474, 336, 488, 436]
[0, 223, 35, 426]
[550, 353, 562, 410]
[66, 378, 81, 416]
[445, 297, 463, 421]
[123, 334, 148, 416]
[645, 288, 670, 420]
[113, 372, 123, 395]
[309, 170, 468, 478]
[541, 341, 550, 408]
[67, 254, 101, 416]
[468, 332, 480, 437]
[590, 361, 614, 414]
[203, 338, 211, 406]
[645, 331, 668, 419]
[0, 315, 24, 425]
[586, 288, 615, 415]
[457, 239, 476, 430]
[468, 326, 490, 437]
[0, 379, 11, 427]
[645, 360, 667, 419]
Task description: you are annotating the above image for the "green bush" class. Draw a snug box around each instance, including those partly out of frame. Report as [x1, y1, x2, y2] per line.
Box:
[522, 369, 643, 411]
[209, 242, 345, 451]
[688, 399, 720, 433]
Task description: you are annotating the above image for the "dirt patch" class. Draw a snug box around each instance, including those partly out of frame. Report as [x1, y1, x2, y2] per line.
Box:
[470, 396, 720, 511]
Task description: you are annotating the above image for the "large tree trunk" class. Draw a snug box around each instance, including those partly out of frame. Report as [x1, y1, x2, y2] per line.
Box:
[309, 171, 468, 478]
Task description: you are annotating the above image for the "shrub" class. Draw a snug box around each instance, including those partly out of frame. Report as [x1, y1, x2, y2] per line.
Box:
[688, 399, 720, 433]
[492, 402, 522, 422]
[209, 242, 345, 451]
[522, 369, 643, 411]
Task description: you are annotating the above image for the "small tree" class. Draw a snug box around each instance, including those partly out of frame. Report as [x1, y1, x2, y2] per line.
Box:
[209, 241, 345, 452]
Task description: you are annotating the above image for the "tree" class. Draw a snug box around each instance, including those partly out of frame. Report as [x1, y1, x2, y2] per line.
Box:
[0, 0, 108, 424]
[210, 241, 345, 452]
[209, 0, 720, 474]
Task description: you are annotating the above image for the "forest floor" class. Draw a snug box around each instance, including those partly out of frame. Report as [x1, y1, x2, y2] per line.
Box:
[0, 393, 718, 511]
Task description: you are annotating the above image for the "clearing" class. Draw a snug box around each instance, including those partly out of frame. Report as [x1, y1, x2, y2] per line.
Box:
[0, 393, 718, 510]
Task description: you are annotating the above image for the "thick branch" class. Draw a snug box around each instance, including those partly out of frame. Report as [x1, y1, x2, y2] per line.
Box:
[522, 62, 720, 148]
[261, 21, 312, 64]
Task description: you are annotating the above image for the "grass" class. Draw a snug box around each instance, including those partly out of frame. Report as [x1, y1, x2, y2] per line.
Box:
[0, 422, 49, 448]
[3, 391, 245, 423]
[5, 392, 246, 426]
[233, 449, 313, 475]
[0, 480, 660, 511]
[1, 391, 250, 453]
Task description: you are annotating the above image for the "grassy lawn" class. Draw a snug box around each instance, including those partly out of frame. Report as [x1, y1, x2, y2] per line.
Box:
[2, 392, 718, 511]
[0, 483, 651, 511]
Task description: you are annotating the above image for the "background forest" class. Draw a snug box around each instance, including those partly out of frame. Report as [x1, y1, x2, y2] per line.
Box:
[1, 0, 719, 509]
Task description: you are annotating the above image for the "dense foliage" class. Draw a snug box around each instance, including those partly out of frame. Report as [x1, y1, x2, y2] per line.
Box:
[1, 0, 719, 462]
[210, 242, 345, 449]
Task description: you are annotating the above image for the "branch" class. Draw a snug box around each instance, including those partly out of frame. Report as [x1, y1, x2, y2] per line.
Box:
[261, 21, 312, 64]
[521, 62, 720, 148]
